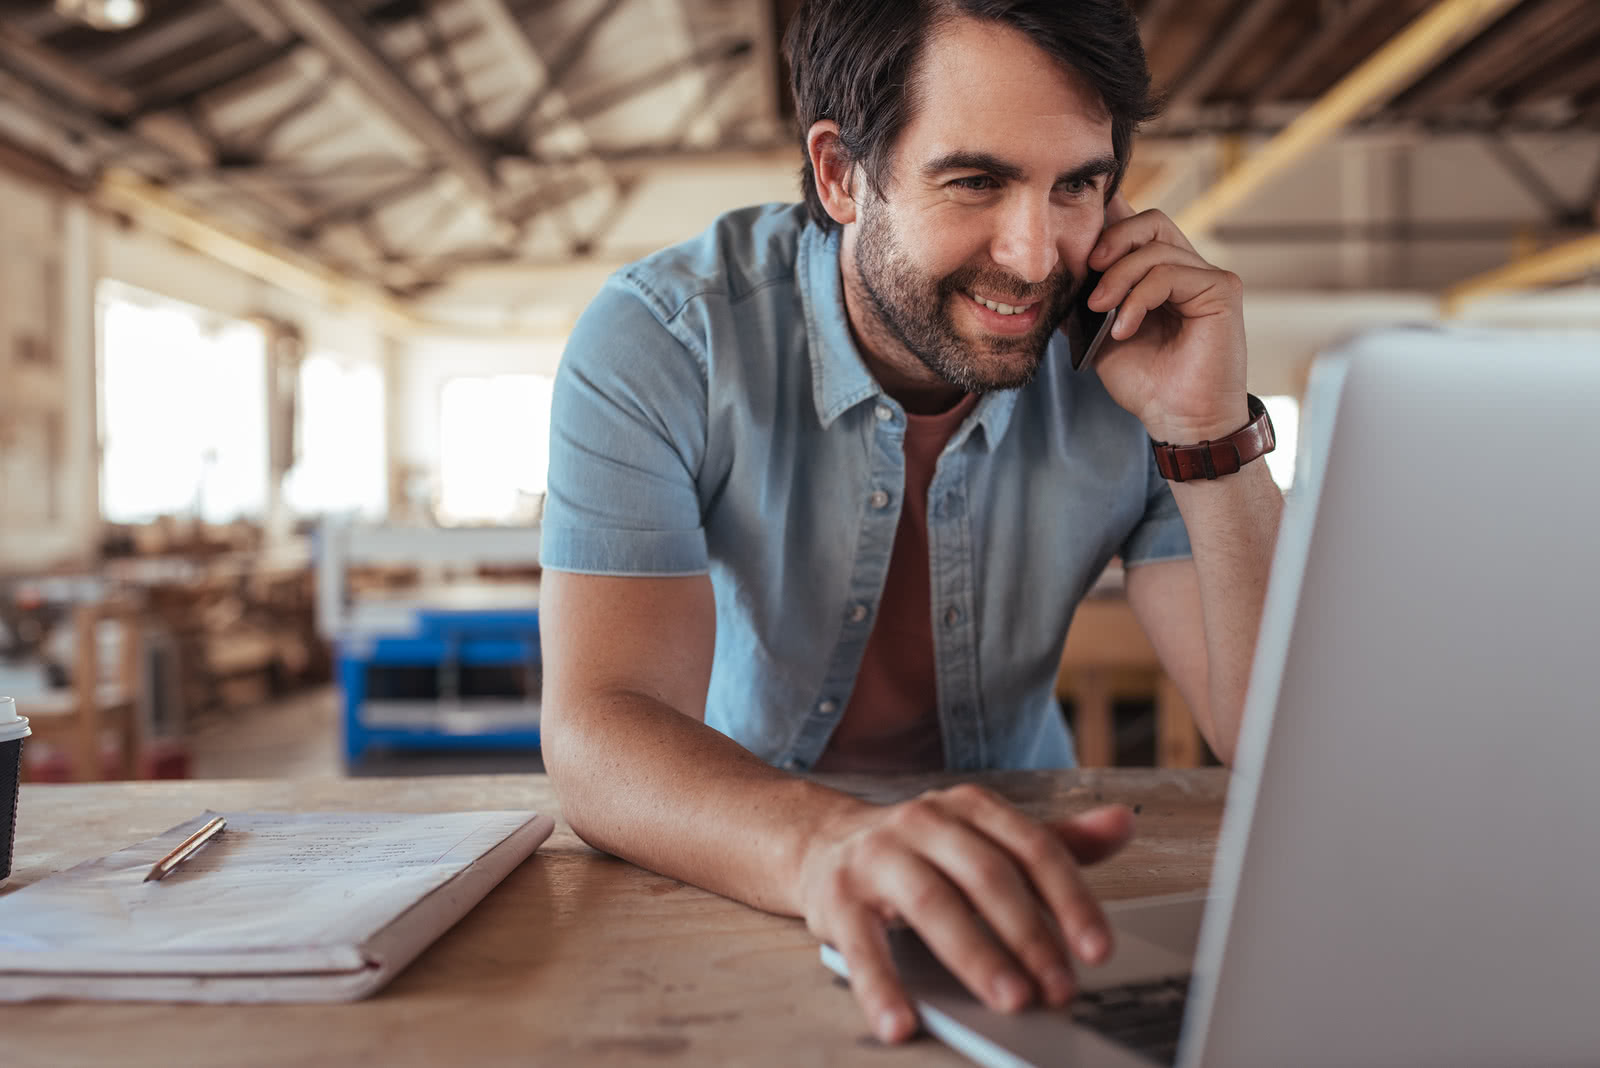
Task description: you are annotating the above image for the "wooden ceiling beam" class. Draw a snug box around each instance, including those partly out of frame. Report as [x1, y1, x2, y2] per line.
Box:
[1253, 0, 1390, 101]
[91, 4, 242, 80]
[416, 0, 479, 134]
[460, 0, 606, 178]
[1394, 0, 1590, 115]
[1586, 147, 1600, 218]
[131, 36, 284, 115]
[495, 0, 627, 143]
[295, 167, 445, 236]
[1177, 0, 1528, 235]
[0, 134, 88, 192]
[0, 62, 162, 168]
[174, 156, 431, 187]
[1443, 231, 1600, 312]
[0, 57, 317, 234]
[0, 22, 135, 116]
[231, 0, 501, 202]
[546, 38, 755, 133]
[1137, 0, 1184, 51]
[1479, 135, 1584, 223]
[1166, 0, 1296, 109]
[94, 167, 417, 331]
[1496, 27, 1600, 106]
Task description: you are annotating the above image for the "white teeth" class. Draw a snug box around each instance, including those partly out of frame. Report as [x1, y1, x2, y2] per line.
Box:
[971, 293, 1032, 315]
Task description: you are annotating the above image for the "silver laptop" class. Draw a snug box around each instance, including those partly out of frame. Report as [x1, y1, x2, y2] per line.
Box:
[823, 326, 1600, 1067]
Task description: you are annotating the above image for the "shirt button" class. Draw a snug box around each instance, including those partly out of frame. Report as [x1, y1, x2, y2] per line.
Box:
[818, 699, 838, 715]
[944, 606, 961, 627]
[874, 404, 894, 422]
[870, 490, 890, 510]
[784, 758, 804, 771]
[849, 603, 869, 623]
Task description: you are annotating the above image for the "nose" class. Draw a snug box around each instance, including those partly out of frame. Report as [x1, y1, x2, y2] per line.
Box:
[988, 193, 1060, 286]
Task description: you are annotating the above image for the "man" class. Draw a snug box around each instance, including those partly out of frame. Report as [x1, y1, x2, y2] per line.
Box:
[538, 0, 1283, 1044]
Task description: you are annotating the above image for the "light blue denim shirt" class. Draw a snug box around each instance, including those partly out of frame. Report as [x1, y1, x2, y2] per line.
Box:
[541, 203, 1191, 770]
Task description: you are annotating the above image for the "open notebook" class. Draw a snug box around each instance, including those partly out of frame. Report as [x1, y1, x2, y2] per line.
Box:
[0, 809, 555, 1003]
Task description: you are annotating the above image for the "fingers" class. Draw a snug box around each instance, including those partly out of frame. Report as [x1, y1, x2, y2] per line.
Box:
[831, 905, 918, 1043]
[872, 844, 1039, 1015]
[1091, 205, 1201, 266]
[901, 798, 1078, 1006]
[1053, 804, 1137, 866]
[1086, 239, 1212, 314]
[933, 785, 1114, 974]
[1110, 262, 1243, 340]
[806, 790, 1129, 1036]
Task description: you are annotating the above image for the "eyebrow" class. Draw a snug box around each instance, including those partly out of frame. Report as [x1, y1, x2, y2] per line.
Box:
[921, 151, 1119, 187]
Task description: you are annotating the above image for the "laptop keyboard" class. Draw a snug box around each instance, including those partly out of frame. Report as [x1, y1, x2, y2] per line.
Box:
[1070, 975, 1190, 1067]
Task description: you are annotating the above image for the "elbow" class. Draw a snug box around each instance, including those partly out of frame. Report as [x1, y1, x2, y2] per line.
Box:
[534, 697, 619, 855]
[537, 701, 588, 830]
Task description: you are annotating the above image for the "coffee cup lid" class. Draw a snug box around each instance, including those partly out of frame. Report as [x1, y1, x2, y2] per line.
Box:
[0, 697, 29, 742]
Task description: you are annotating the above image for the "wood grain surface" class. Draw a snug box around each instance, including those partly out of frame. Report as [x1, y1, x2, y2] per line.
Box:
[4, 770, 1227, 1067]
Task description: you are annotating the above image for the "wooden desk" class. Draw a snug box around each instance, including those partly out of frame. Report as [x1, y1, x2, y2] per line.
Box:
[4, 771, 1227, 1067]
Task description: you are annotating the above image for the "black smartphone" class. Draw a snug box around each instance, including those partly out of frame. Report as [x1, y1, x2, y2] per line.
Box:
[1065, 267, 1116, 372]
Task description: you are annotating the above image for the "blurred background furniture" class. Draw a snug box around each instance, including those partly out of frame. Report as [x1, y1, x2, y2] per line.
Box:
[1058, 595, 1207, 768]
[20, 599, 144, 781]
[321, 523, 542, 768]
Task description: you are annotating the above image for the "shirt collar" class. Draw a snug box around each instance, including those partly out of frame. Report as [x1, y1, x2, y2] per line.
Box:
[798, 220, 1022, 450]
[799, 222, 880, 429]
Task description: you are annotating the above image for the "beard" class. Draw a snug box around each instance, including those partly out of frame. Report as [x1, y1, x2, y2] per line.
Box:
[853, 201, 1080, 393]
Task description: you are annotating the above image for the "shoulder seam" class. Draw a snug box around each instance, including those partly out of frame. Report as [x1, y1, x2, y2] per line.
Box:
[622, 267, 796, 324]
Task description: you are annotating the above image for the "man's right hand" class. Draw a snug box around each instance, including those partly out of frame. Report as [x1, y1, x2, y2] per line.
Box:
[798, 784, 1135, 1044]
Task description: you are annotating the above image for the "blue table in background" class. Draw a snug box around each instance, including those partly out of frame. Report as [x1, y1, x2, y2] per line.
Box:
[335, 585, 541, 768]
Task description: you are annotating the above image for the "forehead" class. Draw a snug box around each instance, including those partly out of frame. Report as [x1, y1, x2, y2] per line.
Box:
[899, 16, 1113, 161]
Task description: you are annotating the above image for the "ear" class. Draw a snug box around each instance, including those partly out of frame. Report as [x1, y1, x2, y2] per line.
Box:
[805, 120, 859, 227]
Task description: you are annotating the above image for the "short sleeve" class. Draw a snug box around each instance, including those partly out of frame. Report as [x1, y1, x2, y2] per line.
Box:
[539, 279, 711, 576]
[1119, 449, 1193, 567]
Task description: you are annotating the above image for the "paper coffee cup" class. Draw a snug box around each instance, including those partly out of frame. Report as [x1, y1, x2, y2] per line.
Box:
[0, 696, 29, 744]
[0, 696, 27, 887]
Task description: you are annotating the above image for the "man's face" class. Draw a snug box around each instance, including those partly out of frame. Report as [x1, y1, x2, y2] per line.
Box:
[843, 17, 1118, 393]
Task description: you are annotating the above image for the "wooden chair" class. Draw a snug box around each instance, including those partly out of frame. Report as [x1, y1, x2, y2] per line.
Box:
[22, 600, 144, 781]
[1056, 596, 1206, 768]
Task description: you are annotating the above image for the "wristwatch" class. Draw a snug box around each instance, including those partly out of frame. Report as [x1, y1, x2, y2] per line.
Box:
[1151, 394, 1276, 482]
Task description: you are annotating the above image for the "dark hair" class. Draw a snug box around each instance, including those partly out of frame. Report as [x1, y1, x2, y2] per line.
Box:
[782, 0, 1158, 231]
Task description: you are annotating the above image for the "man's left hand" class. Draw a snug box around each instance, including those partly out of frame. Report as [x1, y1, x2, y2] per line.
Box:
[1081, 194, 1249, 444]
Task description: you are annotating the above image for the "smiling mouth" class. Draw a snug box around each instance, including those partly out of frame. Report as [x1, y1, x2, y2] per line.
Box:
[967, 291, 1038, 316]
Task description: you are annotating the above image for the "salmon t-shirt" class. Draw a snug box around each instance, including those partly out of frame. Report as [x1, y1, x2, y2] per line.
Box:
[813, 393, 982, 773]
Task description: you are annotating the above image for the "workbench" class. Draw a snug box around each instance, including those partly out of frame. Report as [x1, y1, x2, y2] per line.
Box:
[4, 769, 1226, 1067]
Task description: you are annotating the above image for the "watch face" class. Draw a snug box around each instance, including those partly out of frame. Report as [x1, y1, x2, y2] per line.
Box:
[1066, 269, 1115, 372]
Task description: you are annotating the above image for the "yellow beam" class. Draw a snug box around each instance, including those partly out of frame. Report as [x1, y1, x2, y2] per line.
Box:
[92, 170, 570, 341]
[95, 168, 417, 334]
[1442, 232, 1600, 314]
[1177, 0, 1525, 235]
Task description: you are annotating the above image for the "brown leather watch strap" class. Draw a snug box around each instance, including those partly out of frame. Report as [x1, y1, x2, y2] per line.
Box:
[1151, 394, 1276, 482]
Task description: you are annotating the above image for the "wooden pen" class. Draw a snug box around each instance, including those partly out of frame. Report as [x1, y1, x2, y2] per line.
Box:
[143, 816, 227, 882]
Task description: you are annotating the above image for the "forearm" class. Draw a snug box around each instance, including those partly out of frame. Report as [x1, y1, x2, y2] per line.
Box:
[1167, 460, 1283, 763]
[542, 693, 870, 916]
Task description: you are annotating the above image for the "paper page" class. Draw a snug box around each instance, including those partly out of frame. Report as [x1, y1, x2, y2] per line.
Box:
[0, 810, 543, 975]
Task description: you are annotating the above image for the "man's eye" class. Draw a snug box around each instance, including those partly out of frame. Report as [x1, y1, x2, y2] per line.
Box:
[952, 176, 996, 191]
[1059, 178, 1092, 196]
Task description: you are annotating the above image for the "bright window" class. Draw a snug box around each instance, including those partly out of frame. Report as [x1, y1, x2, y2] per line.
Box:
[436, 374, 554, 524]
[283, 355, 387, 519]
[1260, 394, 1300, 492]
[98, 285, 268, 524]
